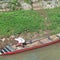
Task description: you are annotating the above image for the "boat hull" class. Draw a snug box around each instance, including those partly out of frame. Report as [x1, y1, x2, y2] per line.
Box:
[1, 39, 60, 56]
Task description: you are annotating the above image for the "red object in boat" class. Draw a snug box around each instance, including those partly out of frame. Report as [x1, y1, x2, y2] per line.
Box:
[0, 35, 60, 56]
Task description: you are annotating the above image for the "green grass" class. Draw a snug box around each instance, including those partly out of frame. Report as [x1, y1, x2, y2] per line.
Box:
[0, 7, 60, 37]
[0, 10, 44, 37]
[45, 7, 60, 34]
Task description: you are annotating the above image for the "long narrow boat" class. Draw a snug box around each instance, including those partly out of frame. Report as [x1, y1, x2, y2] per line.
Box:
[0, 34, 60, 56]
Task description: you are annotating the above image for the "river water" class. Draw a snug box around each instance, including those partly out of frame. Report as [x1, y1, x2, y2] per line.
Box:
[0, 43, 60, 60]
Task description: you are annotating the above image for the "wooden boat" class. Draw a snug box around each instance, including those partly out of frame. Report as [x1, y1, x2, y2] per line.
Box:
[0, 34, 60, 56]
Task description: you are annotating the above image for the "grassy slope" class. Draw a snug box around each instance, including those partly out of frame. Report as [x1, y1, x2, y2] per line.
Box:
[0, 7, 60, 37]
[46, 7, 60, 34]
[0, 10, 44, 37]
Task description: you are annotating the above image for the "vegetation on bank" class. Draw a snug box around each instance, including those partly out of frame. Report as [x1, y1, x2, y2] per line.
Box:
[0, 7, 60, 37]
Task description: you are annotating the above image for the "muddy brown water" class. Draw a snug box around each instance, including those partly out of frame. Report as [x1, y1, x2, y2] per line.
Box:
[0, 43, 60, 60]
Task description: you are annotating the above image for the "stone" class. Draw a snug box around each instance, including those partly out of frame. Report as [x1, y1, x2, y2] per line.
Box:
[40, 38, 52, 44]
[56, 33, 60, 37]
[49, 35, 59, 41]
[31, 0, 38, 2]
[21, 3, 32, 10]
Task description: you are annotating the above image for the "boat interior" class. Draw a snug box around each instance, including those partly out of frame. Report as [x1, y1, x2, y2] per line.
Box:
[0, 34, 60, 55]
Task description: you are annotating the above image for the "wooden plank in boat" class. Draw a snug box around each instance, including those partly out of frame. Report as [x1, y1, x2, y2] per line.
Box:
[0, 52, 2, 55]
[0, 50, 3, 54]
[6, 45, 15, 52]
[16, 47, 24, 50]
[2, 49, 6, 53]
[49, 35, 59, 41]
[11, 45, 17, 50]
[26, 41, 41, 47]
[4, 47, 10, 52]
[40, 38, 52, 44]
[3, 48, 8, 52]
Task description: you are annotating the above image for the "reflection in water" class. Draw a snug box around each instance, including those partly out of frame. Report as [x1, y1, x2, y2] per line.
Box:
[0, 43, 60, 60]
